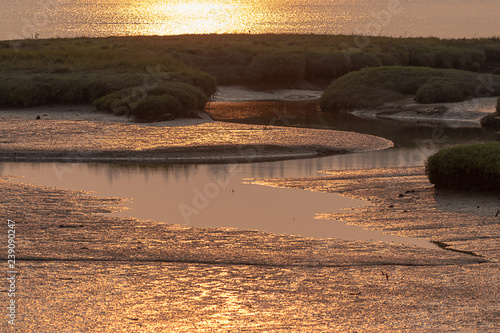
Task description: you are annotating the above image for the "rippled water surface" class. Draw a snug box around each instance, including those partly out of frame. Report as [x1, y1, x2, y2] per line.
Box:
[2, 1, 500, 330]
[1, 0, 499, 40]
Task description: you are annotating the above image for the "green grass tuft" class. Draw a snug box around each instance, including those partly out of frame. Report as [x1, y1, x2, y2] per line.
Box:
[131, 96, 183, 121]
[425, 142, 500, 191]
[481, 97, 500, 129]
[305, 51, 351, 80]
[7, 34, 500, 87]
[0, 37, 217, 120]
[414, 77, 475, 104]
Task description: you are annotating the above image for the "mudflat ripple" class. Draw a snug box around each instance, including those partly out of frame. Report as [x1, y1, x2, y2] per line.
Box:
[0, 119, 392, 163]
[2, 171, 498, 331]
[255, 167, 500, 261]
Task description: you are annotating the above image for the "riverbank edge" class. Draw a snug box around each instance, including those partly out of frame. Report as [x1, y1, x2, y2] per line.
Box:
[0, 93, 394, 165]
[254, 166, 500, 260]
[0, 145, 350, 165]
[349, 96, 498, 128]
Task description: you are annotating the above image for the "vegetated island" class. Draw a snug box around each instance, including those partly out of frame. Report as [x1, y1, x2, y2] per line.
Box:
[426, 142, 500, 192]
[2, 34, 500, 123]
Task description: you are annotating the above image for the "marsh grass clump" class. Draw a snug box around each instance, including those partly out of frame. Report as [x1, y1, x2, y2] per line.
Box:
[0, 72, 155, 107]
[407, 44, 487, 71]
[94, 81, 210, 121]
[484, 43, 500, 62]
[425, 142, 500, 191]
[304, 51, 383, 82]
[414, 77, 475, 104]
[305, 51, 351, 80]
[320, 66, 500, 112]
[0, 37, 216, 120]
[131, 96, 183, 121]
[348, 52, 382, 70]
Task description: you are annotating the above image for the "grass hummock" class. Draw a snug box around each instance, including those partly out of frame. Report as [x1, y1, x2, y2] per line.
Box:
[425, 142, 500, 191]
[319, 66, 500, 113]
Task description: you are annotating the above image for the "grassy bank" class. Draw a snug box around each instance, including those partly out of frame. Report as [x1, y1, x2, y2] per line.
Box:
[319, 66, 500, 112]
[1, 35, 500, 120]
[0, 37, 217, 121]
[425, 142, 500, 191]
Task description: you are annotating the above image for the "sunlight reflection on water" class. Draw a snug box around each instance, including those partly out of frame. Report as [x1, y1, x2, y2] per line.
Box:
[1, 0, 500, 40]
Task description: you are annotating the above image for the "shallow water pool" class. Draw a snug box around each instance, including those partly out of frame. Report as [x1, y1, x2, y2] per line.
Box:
[0, 145, 445, 249]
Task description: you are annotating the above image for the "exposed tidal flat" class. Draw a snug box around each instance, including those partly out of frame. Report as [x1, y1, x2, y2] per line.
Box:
[1, 117, 499, 330]
[1, 34, 500, 331]
[1, 166, 499, 331]
[0, 110, 392, 164]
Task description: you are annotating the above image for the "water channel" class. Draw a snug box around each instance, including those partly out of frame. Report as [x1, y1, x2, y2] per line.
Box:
[1, 101, 498, 249]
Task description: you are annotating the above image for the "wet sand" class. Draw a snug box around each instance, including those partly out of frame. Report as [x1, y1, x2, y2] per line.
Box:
[254, 166, 500, 261]
[1, 166, 498, 331]
[0, 105, 392, 164]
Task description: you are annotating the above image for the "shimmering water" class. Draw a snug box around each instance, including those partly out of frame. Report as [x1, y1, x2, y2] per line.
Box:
[1, 0, 499, 41]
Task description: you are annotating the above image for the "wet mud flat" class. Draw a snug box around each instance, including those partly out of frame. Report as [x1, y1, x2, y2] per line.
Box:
[0, 118, 392, 164]
[350, 97, 498, 128]
[256, 167, 500, 261]
[1, 165, 499, 331]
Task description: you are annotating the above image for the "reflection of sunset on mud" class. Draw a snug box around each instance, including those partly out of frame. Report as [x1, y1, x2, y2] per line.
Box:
[2, 0, 500, 331]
